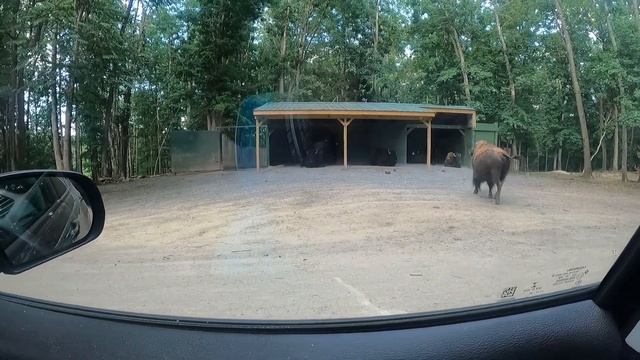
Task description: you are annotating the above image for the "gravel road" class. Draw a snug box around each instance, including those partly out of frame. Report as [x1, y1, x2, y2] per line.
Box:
[0, 165, 638, 319]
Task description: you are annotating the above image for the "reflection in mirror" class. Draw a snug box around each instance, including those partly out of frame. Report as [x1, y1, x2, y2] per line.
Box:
[0, 175, 93, 266]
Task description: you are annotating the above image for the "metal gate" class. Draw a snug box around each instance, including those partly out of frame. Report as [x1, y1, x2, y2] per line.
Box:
[170, 131, 222, 173]
[170, 130, 268, 172]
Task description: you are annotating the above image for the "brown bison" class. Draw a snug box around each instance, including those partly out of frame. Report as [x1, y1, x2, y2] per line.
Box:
[471, 141, 513, 205]
[444, 152, 461, 168]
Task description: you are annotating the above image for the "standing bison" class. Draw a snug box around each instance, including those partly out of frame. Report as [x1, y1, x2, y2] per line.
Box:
[471, 141, 513, 205]
[444, 152, 461, 168]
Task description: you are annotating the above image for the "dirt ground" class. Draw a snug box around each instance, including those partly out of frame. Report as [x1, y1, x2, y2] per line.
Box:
[0, 165, 638, 319]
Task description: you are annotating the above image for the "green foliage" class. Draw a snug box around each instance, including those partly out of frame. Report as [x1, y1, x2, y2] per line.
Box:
[2, 0, 639, 176]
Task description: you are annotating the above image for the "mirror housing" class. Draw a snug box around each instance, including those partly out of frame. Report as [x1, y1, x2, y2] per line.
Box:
[0, 170, 105, 274]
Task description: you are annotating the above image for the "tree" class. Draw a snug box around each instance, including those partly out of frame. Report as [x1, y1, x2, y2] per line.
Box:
[554, 0, 592, 177]
[3, 0, 638, 182]
[194, 0, 263, 130]
[493, 2, 514, 105]
[50, 31, 63, 170]
[603, 1, 628, 181]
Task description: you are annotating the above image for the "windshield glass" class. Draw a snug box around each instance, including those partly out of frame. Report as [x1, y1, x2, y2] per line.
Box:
[0, 0, 639, 320]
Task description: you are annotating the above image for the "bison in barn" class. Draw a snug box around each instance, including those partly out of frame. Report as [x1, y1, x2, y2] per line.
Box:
[371, 148, 398, 166]
[471, 141, 513, 205]
[302, 140, 331, 168]
[444, 152, 461, 168]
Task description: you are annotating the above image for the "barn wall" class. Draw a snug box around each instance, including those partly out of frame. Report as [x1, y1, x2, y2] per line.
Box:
[406, 127, 465, 165]
[346, 120, 407, 165]
[368, 121, 407, 164]
[345, 120, 370, 164]
[431, 128, 465, 163]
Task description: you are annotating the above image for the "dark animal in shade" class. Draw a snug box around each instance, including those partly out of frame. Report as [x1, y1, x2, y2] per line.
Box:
[444, 152, 461, 168]
[371, 148, 397, 166]
[471, 141, 513, 205]
[302, 140, 331, 168]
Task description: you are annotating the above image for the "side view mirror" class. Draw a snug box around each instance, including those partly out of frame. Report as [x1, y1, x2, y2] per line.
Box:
[0, 170, 105, 274]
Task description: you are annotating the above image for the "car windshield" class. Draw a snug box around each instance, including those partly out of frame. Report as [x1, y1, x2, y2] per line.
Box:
[0, 0, 639, 320]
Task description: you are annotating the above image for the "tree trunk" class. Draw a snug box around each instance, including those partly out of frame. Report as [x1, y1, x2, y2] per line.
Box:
[599, 99, 607, 171]
[100, 0, 134, 178]
[278, 6, 289, 95]
[206, 112, 214, 130]
[631, 127, 635, 164]
[555, 0, 592, 177]
[25, 88, 30, 132]
[133, 128, 137, 176]
[120, 0, 136, 34]
[120, 86, 131, 179]
[63, 82, 73, 170]
[633, 0, 640, 33]
[15, 70, 25, 169]
[494, 6, 515, 105]
[133, 125, 138, 176]
[6, 0, 19, 171]
[1, 105, 6, 171]
[557, 147, 563, 171]
[128, 130, 133, 177]
[287, 0, 316, 98]
[76, 120, 82, 173]
[372, 0, 380, 99]
[90, 136, 100, 182]
[604, 1, 628, 182]
[553, 151, 557, 170]
[50, 33, 64, 170]
[622, 125, 628, 182]
[451, 27, 471, 103]
[6, 101, 16, 171]
[102, 87, 115, 178]
[511, 141, 518, 172]
[545, 149, 548, 171]
[62, 5, 86, 172]
[293, 63, 302, 95]
[613, 106, 619, 170]
[155, 100, 160, 175]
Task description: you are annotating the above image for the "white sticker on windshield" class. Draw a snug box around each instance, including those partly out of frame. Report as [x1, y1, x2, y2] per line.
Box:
[500, 286, 517, 299]
[552, 266, 589, 287]
[520, 282, 544, 297]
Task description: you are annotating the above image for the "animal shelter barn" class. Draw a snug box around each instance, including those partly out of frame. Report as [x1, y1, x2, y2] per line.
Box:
[253, 102, 496, 169]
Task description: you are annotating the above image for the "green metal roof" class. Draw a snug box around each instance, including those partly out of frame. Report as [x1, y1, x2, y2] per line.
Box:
[254, 102, 474, 113]
[417, 103, 475, 111]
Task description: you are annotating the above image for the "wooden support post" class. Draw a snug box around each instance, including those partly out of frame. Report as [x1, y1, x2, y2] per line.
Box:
[424, 120, 432, 168]
[343, 120, 348, 168]
[255, 118, 262, 170]
[338, 118, 353, 168]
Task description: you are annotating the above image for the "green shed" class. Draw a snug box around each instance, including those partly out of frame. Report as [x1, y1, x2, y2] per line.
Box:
[254, 102, 483, 169]
[462, 122, 499, 166]
[474, 122, 499, 145]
